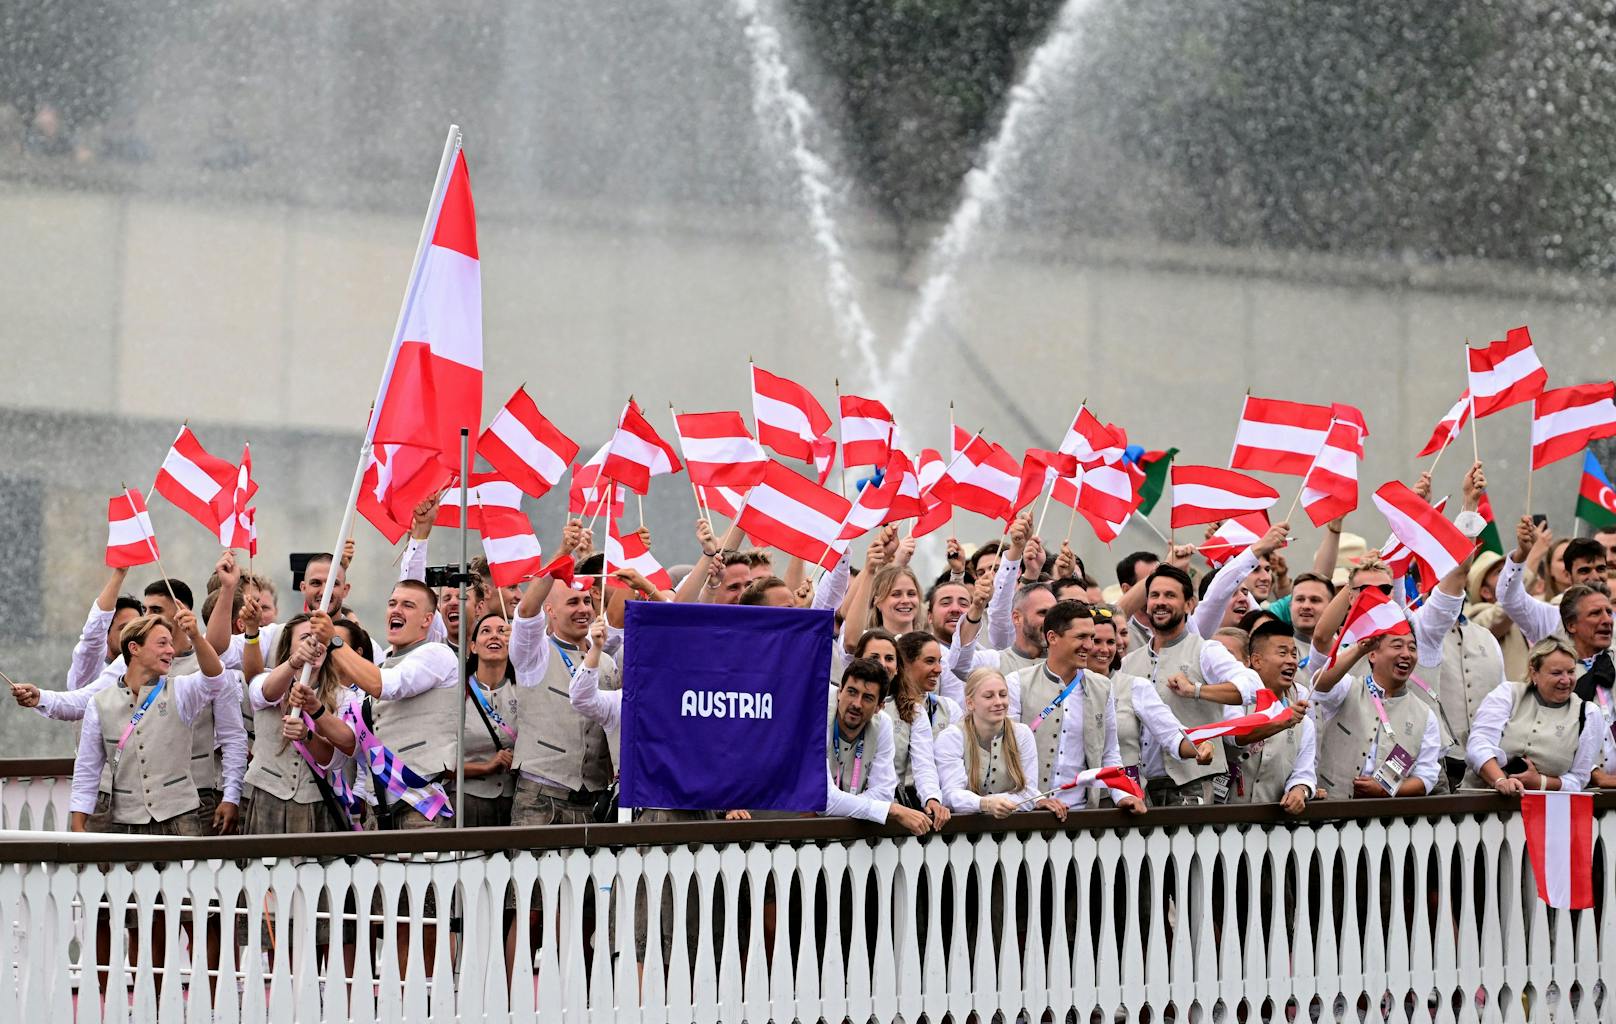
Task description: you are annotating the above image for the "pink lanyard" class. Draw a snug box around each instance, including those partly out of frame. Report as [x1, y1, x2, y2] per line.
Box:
[833, 730, 865, 792]
[110, 678, 167, 772]
[1365, 678, 1395, 739]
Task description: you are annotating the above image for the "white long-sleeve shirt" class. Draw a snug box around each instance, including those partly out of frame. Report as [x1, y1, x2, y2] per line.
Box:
[1044, 687, 1130, 807]
[1463, 682, 1604, 793]
[823, 764, 890, 823]
[507, 610, 555, 687]
[898, 703, 946, 807]
[828, 710, 898, 803]
[1198, 640, 1265, 704]
[933, 720, 1041, 813]
[210, 673, 249, 804]
[1311, 674, 1442, 793]
[1129, 677, 1199, 780]
[1497, 554, 1563, 646]
[569, 664, 620, 735]
[816, 555, 851, 678]
[983, 556, 1021, 652]
[400, 537, 454, 645]
[67, 603, 115, 691]
[1191, 548, 1259, 639]
[375, 641, 458, 701]
[69, 667, 230, 815]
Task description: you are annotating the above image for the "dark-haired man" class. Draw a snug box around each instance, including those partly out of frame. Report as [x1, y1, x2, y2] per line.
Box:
[824, 659, 929, 833]
[1204, 620, 1315, 812]
[1500, 516, 1612, 646]
[1311, 631, 1441, 799]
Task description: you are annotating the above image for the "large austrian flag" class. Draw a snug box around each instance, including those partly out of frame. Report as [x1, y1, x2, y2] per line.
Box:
[1521, 791, 1595, 910]
[1530, 382, 1616, 470]
[1468, 327, 1547, 418]
[1170, 465, 1279, 529]
[368, 149, 483, 478]
[1372, 481, 1474, 583]
[1230, 396, 1334, 476]
[737, 460, 852, 567]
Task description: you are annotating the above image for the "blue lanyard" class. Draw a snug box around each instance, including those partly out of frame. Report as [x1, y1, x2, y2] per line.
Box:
[468, 679, 517, 741]
[1029, 670, 1083, 731]
[551, 639, 578, 672]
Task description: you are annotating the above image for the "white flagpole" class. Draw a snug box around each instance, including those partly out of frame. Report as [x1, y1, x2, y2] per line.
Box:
[301, 124, 462, 700]
[454, 428, 470, 828]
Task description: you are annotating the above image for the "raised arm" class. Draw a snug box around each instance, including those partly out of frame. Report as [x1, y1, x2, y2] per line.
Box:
[206, 550, 241, 659]
[985, 517, 1029, 650]
[1499, 515, 1563, 645]
[67, 567, 128, 691]
[840, 527, 893, 652]
[674, 518, 740, 604]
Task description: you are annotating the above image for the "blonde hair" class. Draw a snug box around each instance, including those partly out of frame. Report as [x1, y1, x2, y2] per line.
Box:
[1348, 558, 1392, 585]
[118, 614, 172, 663]
[870, 565, 926, 634]
[1527, 637, 1577, 677]
[962, 668, 1026, 795]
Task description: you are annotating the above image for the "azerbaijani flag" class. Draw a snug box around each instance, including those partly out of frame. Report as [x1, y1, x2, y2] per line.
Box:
[1576, 449, 1616, 530]
[1476, 491, 1504, 557]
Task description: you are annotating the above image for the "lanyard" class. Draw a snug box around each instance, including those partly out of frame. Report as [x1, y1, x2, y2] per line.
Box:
[551, 639, 578, 672]
[832, 729, 865, 792]
[469, 679, 518, 741]
[1364, 676, 1395, 739]
[111, 678, 167, 772]
[1029, 670, 1083, 731]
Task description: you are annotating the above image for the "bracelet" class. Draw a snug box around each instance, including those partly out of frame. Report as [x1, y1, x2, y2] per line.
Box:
[244, 633, 260, 645]
[1328, 526, 1342, 534]
[309, 705, 326, 722]
[965, 614, 982, 624]
[1194, 681, 1204, 699]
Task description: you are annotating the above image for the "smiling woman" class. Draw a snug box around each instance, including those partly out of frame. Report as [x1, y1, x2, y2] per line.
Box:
[1463, 639, 1606, 796]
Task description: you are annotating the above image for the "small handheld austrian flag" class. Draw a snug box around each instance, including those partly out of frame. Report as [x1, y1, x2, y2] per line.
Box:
[108, 489, 160, 568]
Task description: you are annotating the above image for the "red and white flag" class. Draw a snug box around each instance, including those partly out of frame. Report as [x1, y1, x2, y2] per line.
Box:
[218, 442, 259, 549]
[1183, 689, 1294, 744]
[1416, 391, 1472, 458]
[880, 450, 925, 525]
[829, 453, 909, 560]
[1382, 497, 1448, 580]
[1048, 765, 1145, 803]
[368, 146, 483, 478]
[570, 444, 626, 520]
[697, 484, 747, 520]
[839, 395, 896, 469]
[1012, 448, 1079, 519]
[1170, 465, 1280, 529]
[1230, 396, 1334, 476]
[737, 460, 852, 566]
[245, 508, 258, 559]
[1520, 791, 1595, 909]
[910, 448, 952, 538]
[359, 444, 448, 543]
[1200, 511, 1271, 567]
[1531, 382, 1616, 470]
[751, 364, 834, 468]
[478, 387, 578, 499]
[107, 489, 160, 568]
[1373, 481, 1474, 583]
[1050, 455, 1139, 526]
[674, 411, 768, 488]
[1468, 327, 1547, 418]
[1299, 419, 1363, 526]
[606, 519, 673, 591]
[479, 507, 544, 588]
[435, 473, 525, 531]
[602, 400, 682, 495]
[939, 427, 1021, 522]
[1059, 407, 1127, 463]
[153, 426, 237, 536]
[1326, 586, 1411, 666]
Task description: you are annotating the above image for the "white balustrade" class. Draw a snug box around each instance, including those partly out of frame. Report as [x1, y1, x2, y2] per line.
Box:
[2, 800, 1611, 1023]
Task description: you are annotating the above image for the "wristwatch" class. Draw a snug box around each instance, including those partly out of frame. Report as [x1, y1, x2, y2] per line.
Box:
[327, 634, 346, 651]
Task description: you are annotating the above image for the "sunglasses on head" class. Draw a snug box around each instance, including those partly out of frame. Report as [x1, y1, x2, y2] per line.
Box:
[1091, 607, 1114, 619]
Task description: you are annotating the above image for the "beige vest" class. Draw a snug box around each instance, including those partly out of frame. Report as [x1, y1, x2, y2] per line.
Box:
[996, 645, 1040, 678]
[888, 698, 916, 788]
[1013, 662, 1110, 793]
[1414, 622, 1503, 752]
[244, 697, 328, 804]
[463, 678, 520, 799]
[1315, 679, 1432, 798]
[512, 639, 615, 793]
[827, 708, 876, 796]
[1460, 682, 1587, 788]
[1120, 630, 1227, 784]
[369, 642, 462, 777]
[951, 723, 1020, 796]
[1226, 695, 1304, 804]
[94, 678, 201, 825]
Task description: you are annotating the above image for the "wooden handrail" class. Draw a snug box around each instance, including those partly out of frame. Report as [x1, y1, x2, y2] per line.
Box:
[3, 785, 1611, 864]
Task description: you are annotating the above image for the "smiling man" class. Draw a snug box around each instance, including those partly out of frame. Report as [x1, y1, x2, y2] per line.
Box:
[1310, 631, 1441, 799]
[823, 658, 928, 833]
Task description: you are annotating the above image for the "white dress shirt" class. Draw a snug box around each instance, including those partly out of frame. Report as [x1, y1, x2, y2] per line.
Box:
[67, 603, 115, 691]
[1129, 677, 1197, 780]
[933, 720, 1041, 813]
[70, 666, 230, 815]
[1198, 640, 1264, 703]
[210, 673, 250, 804]
[1464, 681, 1604, 792]
[828, 710, 898, 806]
[1191, 548, 1259, 639]
[570, 664, 620, 735]
[376, 642, 459, 701]
[1497, 554, 1564, 646]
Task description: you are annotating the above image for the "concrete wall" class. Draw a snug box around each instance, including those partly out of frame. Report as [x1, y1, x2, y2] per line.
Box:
[2, 181, 1612, 753]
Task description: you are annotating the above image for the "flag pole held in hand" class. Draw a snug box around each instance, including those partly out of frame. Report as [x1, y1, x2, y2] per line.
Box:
[455, 427, 470, 829]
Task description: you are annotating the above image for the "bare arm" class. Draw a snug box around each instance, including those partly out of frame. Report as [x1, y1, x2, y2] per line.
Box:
[839, 527, 892, 652]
